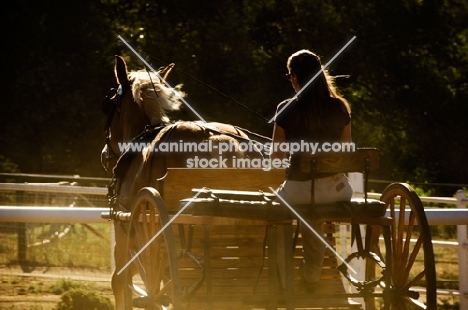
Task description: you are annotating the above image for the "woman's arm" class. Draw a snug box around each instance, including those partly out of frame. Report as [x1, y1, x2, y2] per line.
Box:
[341, 122, 352, 143]
[271, 123, 287, 160]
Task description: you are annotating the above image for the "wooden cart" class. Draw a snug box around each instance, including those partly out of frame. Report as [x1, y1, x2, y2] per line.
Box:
[103, 148, 436, 310]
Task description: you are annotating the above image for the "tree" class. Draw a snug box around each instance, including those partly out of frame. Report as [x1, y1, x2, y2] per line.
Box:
[2, 0, 118, 176]
[2, 0, 467, 195]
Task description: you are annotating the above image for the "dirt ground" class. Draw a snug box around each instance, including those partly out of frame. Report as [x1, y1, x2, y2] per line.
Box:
[0, 266, 114, 310]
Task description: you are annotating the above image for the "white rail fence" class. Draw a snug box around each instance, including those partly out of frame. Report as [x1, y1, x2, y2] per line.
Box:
[0, 182, 467, 307]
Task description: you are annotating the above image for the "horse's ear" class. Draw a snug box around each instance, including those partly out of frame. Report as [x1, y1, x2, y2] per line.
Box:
[159, 63, 175, 81]
[115, 55, 130, 86]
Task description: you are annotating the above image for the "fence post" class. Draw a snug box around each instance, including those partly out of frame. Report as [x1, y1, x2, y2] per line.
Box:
[16, 190, 33, 273]
[111, 224, 115, 272]
[456, 189, 468, 309]
[346, 173, 366, 307]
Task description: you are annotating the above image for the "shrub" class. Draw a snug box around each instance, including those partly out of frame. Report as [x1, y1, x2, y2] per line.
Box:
[54, 288, 113, 310]
[49, 278, 82, 295]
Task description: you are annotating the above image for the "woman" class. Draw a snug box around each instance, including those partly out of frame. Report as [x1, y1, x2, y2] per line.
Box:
[271, 49, 353, 293]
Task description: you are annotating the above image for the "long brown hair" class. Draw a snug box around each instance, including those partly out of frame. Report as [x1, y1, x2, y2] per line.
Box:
[287, 49, 350, 130]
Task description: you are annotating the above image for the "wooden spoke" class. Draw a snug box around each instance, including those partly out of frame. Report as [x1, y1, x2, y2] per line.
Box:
[377, 183, 437, 310]
[124, 187, 180, 309]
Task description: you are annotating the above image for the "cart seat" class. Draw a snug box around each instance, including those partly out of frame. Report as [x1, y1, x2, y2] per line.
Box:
[293, 198, 387, 219]
[180, 189, 387, 221]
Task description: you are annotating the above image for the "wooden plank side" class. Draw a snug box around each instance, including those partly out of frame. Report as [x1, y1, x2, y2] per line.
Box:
[174, 221, 361, 309]
[309, 148, 381, 174]
[159, 168, 285, 212]
[179, 296, 362, 310]
[153, 164, 363, 310]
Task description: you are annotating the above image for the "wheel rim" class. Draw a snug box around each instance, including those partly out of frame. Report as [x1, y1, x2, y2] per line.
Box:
[378, 183, 437, 310]
[125, 187, 180, 309]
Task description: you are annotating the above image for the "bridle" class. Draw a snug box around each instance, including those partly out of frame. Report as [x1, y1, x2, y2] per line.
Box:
[101, 86, 121, 129]
[101, 84, 132, 217]
[100, 68, 169, 174]
[101, 85, 125, 173]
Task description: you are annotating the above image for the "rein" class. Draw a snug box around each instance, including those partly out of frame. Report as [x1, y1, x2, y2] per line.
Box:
[128, 48, 271, 122]
[234, 125, 271, 142]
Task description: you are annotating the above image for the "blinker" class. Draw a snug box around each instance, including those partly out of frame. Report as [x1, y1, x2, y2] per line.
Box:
[101, 88, 118, 116]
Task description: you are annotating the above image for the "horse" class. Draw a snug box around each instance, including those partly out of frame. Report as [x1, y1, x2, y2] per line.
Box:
[101, 55, 264, 309]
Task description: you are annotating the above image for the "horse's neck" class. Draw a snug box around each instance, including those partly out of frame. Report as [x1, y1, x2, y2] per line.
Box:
[122, 119, 147, 141]
[121, 102, 150, 142]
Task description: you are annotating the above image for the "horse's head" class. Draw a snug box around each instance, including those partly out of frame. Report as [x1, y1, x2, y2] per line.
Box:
[101, 55, 185, 173]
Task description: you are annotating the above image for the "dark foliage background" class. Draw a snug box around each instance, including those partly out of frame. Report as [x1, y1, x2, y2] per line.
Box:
[2, 0, 467, 195]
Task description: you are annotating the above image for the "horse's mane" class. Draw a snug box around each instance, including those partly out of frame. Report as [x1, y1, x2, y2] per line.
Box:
[129, 71, 184, 125]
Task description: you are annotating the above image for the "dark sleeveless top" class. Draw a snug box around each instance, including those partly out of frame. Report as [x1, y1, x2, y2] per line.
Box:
[275, 97, 351, 181]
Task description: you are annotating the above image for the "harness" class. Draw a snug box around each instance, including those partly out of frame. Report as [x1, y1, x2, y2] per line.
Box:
[104, 123, 171, 220]
[100, 84, 270, 221]
[101, 86, 123, 173]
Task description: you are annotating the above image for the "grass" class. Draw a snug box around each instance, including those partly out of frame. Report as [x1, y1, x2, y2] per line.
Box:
[433, 243, 459, 290]
[0, 223, 112, 268]
[0, 220, 462, 309]
[0, 274, 114, 310]
[49, 278, 85, 295]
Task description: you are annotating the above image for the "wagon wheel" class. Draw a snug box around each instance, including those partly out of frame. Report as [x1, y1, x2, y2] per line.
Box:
[365, 183, 436, 310]
[125, 187, 181, 309]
